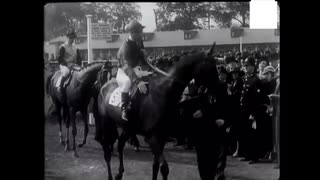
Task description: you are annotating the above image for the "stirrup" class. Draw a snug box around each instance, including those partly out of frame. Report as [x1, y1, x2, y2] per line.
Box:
[121, 109, 128, 121]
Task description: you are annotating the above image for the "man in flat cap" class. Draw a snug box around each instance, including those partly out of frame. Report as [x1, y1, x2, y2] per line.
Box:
[57, 28, 82, 97]
[116, 20, 151, 121]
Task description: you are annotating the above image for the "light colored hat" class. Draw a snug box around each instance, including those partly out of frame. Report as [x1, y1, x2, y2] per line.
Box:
[262, 66, 275, 75]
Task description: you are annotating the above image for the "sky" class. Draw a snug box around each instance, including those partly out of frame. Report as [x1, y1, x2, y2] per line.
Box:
[137, 3, 157, 32]
[136, 2, 280, 31]
[136, 2, 218, 31]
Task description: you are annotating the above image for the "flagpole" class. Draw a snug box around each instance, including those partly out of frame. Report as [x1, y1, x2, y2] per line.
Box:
[86, 14, 95, 125]
[240, 36, 242, 53]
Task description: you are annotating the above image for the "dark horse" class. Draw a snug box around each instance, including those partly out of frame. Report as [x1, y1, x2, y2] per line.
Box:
[47, 61, 107, 157]
[93, 43, 219, 180]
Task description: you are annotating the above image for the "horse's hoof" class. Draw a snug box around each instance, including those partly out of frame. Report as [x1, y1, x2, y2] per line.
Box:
[114, 173, 122, 180]
[73, 152, 79, 158]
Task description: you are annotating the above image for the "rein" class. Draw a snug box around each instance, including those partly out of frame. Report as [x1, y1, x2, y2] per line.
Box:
[145, 56, 190, 87]
[70, 60, 107, 72]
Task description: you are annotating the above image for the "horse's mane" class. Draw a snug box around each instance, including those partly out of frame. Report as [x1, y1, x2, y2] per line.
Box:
[72, 60, 106, 72]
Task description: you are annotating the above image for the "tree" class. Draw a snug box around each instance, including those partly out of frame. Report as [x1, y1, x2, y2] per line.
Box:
[85, 3, 142, 33]
[155, 2, 208, 31]
[109, 3, 142, 33]
[45, 3, 86, 41]
[211, 2, 249, 28]
[44, 2, 142, 41]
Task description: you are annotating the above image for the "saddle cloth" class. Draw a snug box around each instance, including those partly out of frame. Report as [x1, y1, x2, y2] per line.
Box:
[108, 87, 124, 107]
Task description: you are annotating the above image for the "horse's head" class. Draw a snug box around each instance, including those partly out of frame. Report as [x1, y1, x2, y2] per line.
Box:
[96, 61, 114, 88]
[192, 42, 219, 93]
[170, 42, 218, 90]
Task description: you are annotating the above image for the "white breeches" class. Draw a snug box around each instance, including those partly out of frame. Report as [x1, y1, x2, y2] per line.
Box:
[59, 65, 70, 77]
[116, 66, 152, 93]
[116, 68, 132, 93]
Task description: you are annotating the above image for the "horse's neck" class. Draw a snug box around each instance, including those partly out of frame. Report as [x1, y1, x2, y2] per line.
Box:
[75, 63, 104, 85]
[152, 72, 189, 105]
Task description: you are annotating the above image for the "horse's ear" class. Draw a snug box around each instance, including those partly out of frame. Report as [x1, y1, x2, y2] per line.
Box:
[207, 42, 216, 57]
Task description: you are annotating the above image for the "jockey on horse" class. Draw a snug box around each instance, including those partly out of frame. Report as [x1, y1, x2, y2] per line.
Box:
[116, 20, 152, 121]
[57, 28, 82, 99]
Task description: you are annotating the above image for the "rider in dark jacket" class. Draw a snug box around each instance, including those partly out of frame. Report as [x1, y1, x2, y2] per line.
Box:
[116, 20, 151, 121]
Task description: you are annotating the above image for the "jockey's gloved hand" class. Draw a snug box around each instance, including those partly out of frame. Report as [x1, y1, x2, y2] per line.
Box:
[252, 120, 257, 130]
[215, 119, 225, 127]
[198, 85, 207, 95]
[193, 110, 203, 119]
[137, 81, 149, 94]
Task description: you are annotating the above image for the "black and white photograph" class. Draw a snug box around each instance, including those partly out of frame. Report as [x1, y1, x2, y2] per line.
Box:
[44, 2, 280, 180]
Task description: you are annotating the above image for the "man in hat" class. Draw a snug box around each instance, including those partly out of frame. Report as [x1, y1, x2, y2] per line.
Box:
[239, 56, 269, 164]
[57, 28, 82, 96]
[228, 67, 244, 157]
[116, 20, 151, 121]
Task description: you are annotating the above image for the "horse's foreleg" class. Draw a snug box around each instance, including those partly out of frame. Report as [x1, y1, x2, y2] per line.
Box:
[56, 105, 65, 146]
[64, 107, 71, 151]
[159, 142, 169, 180]
[100, 144, 114, 180]
[78, 108, 89, 148]
[114, 131, 130, 180]
[148, 136, 169, 180]
[70, 108, 79, 158]
[132, 135, 140, 152]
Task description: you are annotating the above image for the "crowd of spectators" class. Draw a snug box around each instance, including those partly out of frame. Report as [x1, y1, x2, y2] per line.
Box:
[172, 48, 280, 168]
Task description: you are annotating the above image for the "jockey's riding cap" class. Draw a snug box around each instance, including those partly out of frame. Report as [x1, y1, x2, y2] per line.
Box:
[66, 28, 77, 38]
[125, 20, 145, 33]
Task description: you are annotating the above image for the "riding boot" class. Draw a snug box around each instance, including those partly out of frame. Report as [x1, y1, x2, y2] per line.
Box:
[121, 92, 130, 121]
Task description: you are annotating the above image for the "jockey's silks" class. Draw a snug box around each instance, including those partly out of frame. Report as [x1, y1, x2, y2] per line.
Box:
[60, 42, 77, 67]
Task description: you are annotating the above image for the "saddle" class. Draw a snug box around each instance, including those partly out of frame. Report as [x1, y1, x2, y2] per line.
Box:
[109, 74, 151, 108]
[58, 66, 80, 89]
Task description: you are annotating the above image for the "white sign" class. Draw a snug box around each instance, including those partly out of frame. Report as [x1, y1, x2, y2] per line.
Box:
[91, 23, 112, 40]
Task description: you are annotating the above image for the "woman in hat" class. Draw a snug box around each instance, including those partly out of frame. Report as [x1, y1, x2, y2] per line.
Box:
[57, 28, 82, 95]
[262, 66, 277, 94]
[257, 58, 269, 79]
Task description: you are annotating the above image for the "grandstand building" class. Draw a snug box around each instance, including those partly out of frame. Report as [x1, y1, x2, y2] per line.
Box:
[44, 28, 279, 62]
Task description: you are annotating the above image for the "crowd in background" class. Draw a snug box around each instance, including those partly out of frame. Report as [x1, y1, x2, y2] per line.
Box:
[44, 45, 280, 177]
[172, 48, 280, 168]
